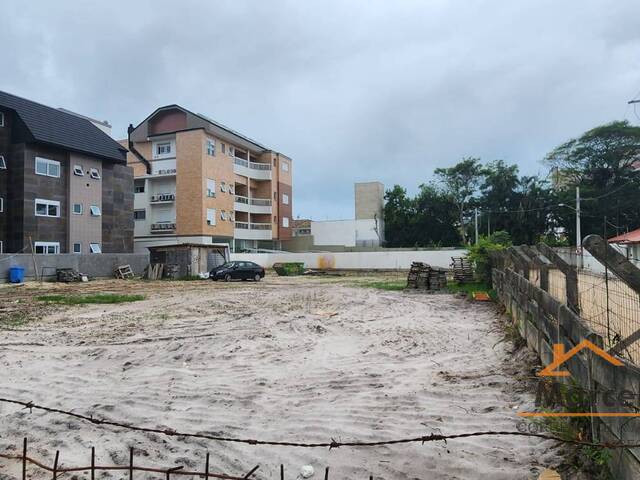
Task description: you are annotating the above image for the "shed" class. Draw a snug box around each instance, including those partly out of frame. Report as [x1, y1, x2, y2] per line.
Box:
[608, 228, 640, 263]
[147, 243, 230, 278]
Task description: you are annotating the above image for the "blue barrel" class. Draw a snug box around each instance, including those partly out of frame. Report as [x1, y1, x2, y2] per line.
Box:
[8, 266, 25, 283]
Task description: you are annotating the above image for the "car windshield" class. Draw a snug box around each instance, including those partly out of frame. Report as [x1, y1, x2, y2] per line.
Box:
[220, 262, 235, 268]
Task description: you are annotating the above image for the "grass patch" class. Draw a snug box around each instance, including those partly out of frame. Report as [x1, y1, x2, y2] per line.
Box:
[446, 281, 496, 300]
[0, 312, 30, 329]
[37, 293, 146, 305]
[354, 280, 407, 291]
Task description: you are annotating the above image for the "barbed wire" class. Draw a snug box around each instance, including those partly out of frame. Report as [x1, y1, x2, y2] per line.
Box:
[2, 397, 640, 450]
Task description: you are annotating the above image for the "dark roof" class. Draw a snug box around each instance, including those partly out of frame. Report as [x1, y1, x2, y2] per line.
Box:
[0, 90, 127, 163]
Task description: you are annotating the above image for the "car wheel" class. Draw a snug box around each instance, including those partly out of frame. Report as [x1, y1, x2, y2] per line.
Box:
[254, 273, 261, 282]
[224, 274, 232, 282]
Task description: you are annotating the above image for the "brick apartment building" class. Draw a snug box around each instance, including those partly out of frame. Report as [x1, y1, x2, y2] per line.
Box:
[125, 105, 292, 252]
[0, 90, 134, 254]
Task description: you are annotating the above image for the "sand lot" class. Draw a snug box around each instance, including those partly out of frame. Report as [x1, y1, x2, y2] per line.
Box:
[0, 276, 560, 479]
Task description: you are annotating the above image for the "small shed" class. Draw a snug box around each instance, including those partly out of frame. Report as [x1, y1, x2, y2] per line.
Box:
[147, 243, 230, 278]
[608, 228, 640, 263]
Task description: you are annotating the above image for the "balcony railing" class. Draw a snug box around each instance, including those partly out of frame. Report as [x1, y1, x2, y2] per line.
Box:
[234, 221, 271, 230]
[151, 222, 176, 233]
[234, 195, 272, 206]
[234, 157, 249, 168]
[152, 168, 177, 176]
[150, 193, 176, 203]
[250, 162, 271, 171]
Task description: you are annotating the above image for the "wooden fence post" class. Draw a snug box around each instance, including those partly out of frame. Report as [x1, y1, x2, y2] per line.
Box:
[537, 243, 579, 314]
[583, 234, 640, 292]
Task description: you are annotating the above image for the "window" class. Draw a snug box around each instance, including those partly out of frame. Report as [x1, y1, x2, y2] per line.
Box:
[206, 179, 216, 197]
[229, 146, 234, 157]
[35, 198, 60, 217]
[0, 156, 6, 169]
[221, 143, 226, 154]
[0, 112, 4, 127]
[73, 165, 84, 176]
[220, 181, 226, 193]
[89, 168, 101, 179]
[89, 243, 102, 254]
[282, 193, 289, 205]
[89, 205, 101, 216]
[34, 242, 60, 255]
[273, 215, 277, 223]
[273, 158, 277, 166]
[206, 139, 215, 156]
[0, 241, 3, 253]
[0, 197, 3, 212]
[274, 191, 277, 200]
[35, 157, 60, 178]
[134, 179, 145, 193]
[72, 203, 83, 215]
[73, 243, 81, 254]
[281, 161, 289, 172]
[134, 209, 146, 220]
[156, 142, 172, 156]
[282, 217, 289, 228]
[221, 210, 226, 221]
[206, 208, 216, 226]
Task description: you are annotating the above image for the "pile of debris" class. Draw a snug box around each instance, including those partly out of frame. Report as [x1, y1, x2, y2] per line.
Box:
[56, 268, 88, 283]
[406, 262, 447, 290]
[451, 256, 473, 283]
[144, 263, 180, 280]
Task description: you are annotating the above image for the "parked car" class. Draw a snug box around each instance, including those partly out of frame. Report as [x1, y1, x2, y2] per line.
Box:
[210, 261, 265, 282]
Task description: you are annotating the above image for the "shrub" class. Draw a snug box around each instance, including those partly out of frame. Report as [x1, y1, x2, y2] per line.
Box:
[466, 231, 511, 285]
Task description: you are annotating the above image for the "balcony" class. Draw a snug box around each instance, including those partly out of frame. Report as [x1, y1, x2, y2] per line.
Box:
[233, 157, 272, 180]
[150, 222, 176, 233]
[150, 193, 176, 204]
[234, 195, 272, 214]
[234, 221, 273, 240]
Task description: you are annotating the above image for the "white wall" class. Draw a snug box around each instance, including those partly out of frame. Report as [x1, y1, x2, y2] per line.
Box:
[311, 220, 356, 246]
[231, 249, 467, 270]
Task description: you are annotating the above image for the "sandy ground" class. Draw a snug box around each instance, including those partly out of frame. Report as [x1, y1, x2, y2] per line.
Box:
[0, 276, 562, 479]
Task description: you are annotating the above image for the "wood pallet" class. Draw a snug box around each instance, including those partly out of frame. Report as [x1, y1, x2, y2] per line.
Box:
[451, 256, 473, 283]
[407, 262, 447, 291]
[114, 265, 134, 279]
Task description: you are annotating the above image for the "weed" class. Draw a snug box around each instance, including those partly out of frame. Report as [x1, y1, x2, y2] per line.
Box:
[37, 294, 146, 305]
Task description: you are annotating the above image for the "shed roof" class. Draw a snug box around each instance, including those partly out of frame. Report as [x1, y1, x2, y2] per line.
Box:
[608, 228, 640, 245]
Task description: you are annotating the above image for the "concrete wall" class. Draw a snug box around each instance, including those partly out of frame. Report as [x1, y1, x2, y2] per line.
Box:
[0, 253, 149, 282]
[231, 249, 466, 270]
[493, 265, 640, 479]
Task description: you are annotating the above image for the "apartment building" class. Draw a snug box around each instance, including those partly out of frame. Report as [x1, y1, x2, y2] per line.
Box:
[0, 90, 133, 254]
[125, 105, 292, 252]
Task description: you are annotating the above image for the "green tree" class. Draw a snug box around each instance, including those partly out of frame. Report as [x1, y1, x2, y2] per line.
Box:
[434, 157, 483, 244]
[383, 185, 416, 247]
[545, 121, 640, 243]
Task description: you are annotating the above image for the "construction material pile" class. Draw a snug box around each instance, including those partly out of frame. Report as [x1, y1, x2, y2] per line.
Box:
[451, 256, 473, 283]
[406, 262, 447, 290]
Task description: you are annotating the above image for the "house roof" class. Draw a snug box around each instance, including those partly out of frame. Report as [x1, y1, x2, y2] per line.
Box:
[132, 104, 271, 153]
[0, 90, 127, 163]
[608, 227, 640, 245]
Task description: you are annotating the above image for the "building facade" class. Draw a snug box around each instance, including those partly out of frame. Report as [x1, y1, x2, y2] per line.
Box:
[0, 91, 133, 254]
[125, 105, 292, 253]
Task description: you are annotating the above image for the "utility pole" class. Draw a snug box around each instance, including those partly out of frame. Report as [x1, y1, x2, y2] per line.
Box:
[576, 186, 582, 268]
[474, 208, 479, 245]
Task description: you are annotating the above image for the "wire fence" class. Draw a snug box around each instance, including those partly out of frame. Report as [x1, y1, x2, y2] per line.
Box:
[531, 246, 640, 365]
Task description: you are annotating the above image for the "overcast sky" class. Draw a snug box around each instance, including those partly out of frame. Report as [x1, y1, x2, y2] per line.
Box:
[3, 1, 639, 219]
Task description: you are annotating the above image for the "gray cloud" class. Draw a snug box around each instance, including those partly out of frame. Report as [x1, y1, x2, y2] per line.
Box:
[2, 0, 639, 219]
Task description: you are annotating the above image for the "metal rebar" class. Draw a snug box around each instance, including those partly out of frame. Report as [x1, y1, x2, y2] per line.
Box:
[91, 446, 95, 480]
[324, 466, 329, 480]
[22, 438, 27, 480]
[205, 453, 210, 480]
[243, 465, 259, 478]
[280, 464, 284, 480]
[129, 447, 134, 480]
[52, 450, 59, 480]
